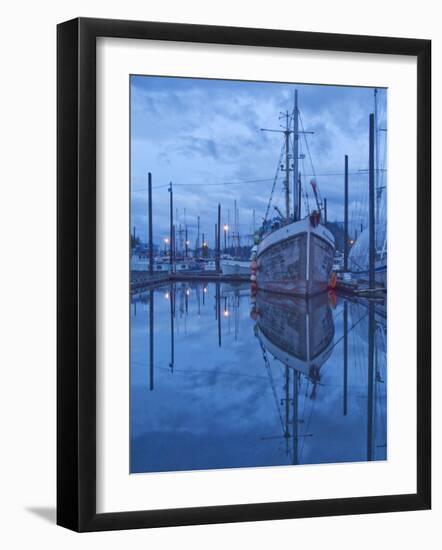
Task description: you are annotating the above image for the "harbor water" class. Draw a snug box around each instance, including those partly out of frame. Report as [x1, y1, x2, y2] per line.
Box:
[130, 282, 387, 474]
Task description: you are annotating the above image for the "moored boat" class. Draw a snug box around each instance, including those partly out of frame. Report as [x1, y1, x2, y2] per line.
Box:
[256, 215, 334, 296]
[221, 258, 251, 275]
[254, 90, 335, 296]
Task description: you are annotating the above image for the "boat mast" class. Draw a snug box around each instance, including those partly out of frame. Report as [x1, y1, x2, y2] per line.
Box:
[284, 110, 291, 224]
[196, 215, 200, 257]
[169, 182, 175, 273]
[369, 113, 376, 289]
[374, 89, 380, 227]
[293, 90, 299, 221]
[344, 155, 349, 272]
[148, 172, 153, 275]
[261, 94, 313, 224]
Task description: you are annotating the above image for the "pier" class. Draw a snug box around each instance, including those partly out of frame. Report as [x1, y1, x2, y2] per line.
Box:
[131, 271, 250, 292]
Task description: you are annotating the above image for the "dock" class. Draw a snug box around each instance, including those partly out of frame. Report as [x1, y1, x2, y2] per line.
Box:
[131, 271, 250, 292]
[132, 270, 386, 299]
[335, 277, 386, 298]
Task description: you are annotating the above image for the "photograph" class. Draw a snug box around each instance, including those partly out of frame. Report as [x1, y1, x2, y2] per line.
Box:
[129, 76, 388, 474]
[0, 0, 434, 543]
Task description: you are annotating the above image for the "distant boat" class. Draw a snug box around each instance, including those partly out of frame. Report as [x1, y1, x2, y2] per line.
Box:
[130, 255, 195, 272]
[221, 258, 251, 275]
[348, 224, 387, 287]
[332, 251, 345, 272]
[348, 88, 387, 290]
[255, 91, 335, 296]
[220, 202, 252, 276]
[203, 259, 217, 271]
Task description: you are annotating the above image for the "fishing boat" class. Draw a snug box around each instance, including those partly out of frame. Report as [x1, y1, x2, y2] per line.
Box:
[257, 216, 335, 295]
[256, 90, 335, 296]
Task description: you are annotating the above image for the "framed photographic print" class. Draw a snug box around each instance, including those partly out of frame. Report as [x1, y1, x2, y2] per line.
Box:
[57, 17, 431, 532]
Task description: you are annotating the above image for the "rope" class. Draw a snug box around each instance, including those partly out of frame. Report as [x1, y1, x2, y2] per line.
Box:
[263, 142, 285, 223]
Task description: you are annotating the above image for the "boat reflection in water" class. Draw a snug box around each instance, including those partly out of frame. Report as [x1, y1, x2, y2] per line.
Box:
[252, 292, 334, 398]
[130, 282, 387, 473]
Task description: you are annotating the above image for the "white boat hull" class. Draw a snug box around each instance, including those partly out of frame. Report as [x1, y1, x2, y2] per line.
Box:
[130, 258, 193, 272]
[221, 260, 251, 275]
[256, 218, 335, 296]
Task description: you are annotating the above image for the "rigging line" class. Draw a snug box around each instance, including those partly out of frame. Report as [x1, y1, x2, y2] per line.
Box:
[131, 173, 370, 193]
[299, 140, 311, 215]
[351, 303, 368, 385]
[300, 376, 309, 424]
[299, 396, 316, 460]
[135, 184, 170, 190]
[299, 111, 316, 179]
[175, 178, 273, 186]
[259, 341, 285, 431]
[132, 178, 274, 192]
[321, 309, 369, 373]
[264, 141, 285, 223]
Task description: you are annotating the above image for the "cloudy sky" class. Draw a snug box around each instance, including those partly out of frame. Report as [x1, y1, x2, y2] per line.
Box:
[130, 76, 387, 247]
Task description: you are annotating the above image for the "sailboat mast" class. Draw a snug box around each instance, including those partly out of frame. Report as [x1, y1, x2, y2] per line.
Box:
[284, 111, 290, 223]
[369, 113, 376, 289]
[374, 88, 380, 227]
[293, 90, 299, 221]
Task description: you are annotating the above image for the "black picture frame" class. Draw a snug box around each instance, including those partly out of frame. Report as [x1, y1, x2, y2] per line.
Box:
[57, 17, 431, 532]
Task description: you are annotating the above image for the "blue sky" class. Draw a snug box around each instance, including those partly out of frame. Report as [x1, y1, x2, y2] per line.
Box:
[130, 76, 387, 247]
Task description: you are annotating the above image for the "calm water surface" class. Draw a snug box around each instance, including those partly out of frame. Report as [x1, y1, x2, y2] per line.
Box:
[130, 282, 387, 473]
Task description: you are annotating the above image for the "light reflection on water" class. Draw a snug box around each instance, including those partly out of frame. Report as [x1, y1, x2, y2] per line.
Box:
[130, 282, 387, 474]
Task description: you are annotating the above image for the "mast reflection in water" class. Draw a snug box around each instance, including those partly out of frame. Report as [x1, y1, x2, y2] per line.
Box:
[130, 283, 386, 473]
